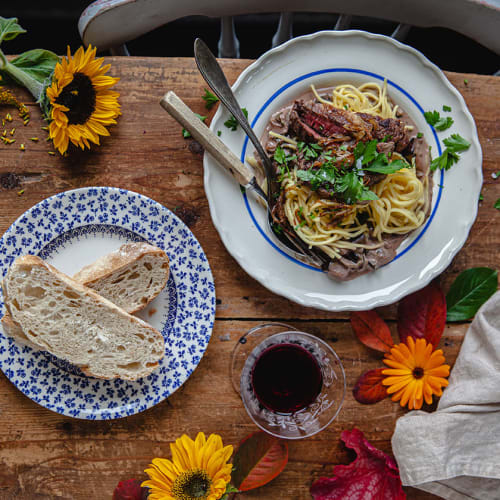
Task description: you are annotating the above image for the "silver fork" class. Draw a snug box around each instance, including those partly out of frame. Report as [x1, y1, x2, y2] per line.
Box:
[159, 91, 328, 270]
[193, 38, 330, 269]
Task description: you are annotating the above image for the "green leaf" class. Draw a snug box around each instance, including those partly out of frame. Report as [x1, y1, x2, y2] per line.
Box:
[443, 105, 452, 112]
[443, 134, 471, 153]
[224, 108, 248, 131]
[424, 109, 453, 130]
[202, 88, 219, 109]
[494, 198, 500, 210]
[446, 268, 498, 321]
[273, 146, 287, 165]
[434, 116, 454, 131]
[231, 431, 288, 491]
[364, 156, 407, 174]
[0, 17, 26, 45]
[353, 141, 366, 160]
[361, 140, 378, 165]
[182, 113, 206, 138]
[424, 110, 440, 126]
[9, 49, 59, 84]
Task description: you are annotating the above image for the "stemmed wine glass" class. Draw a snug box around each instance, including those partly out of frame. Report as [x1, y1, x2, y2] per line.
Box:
[231, 323, 346, 440]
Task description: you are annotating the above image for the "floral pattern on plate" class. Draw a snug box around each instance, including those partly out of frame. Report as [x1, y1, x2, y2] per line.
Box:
[0, 187, 215, 420]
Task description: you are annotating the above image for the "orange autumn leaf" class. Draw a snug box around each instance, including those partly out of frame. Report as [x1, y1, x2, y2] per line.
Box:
[353, 368, 388, 404]
[351, 310, 394, 353]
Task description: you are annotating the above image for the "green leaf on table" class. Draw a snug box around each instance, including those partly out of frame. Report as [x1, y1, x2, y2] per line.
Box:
[446, 268, 498, 321]
[494, 198, 500, 210]
[231, 431, 288, 491]
[9, 49, 59, 84]
[202, 88, 219, 109]
[0, 17, 26, 45]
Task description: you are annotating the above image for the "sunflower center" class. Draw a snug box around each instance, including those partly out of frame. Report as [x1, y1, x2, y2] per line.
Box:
[412, 367, 424, 379]
[55, 72, 96, 125]
[171, 469, 212, 500]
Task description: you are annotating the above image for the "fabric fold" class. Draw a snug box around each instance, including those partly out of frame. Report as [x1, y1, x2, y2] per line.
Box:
[392, 291, 500, 500]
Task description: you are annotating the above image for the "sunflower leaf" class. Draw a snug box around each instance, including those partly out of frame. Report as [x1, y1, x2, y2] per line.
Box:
[397, 281, 447, 347]
[352, 368, 388, 404]
[446, 268, 498, 322]
[350, 310, 394, 353]
[231, 431, 288, 491]
[0, 17, 26, 45]
[0, 49, 59, 101]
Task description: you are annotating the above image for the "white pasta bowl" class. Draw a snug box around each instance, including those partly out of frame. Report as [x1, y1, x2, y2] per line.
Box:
[203, 30, 482, 311]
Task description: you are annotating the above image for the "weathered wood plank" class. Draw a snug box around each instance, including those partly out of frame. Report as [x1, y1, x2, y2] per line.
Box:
[0, 320, 463, 499]
[0, 60, 498, 321]
[0, 57, 496, 499]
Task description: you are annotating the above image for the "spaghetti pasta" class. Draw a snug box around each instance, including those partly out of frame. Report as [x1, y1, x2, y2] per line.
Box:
[268, 81, 430, 264]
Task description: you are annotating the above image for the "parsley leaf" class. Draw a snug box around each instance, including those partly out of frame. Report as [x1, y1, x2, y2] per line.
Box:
[443, 134, 471, 153]
[443, 105, 452, 112]
[361, 140, 378, 165]
[336, 171, 378, 204]
[202, 88, 219, 109]
[353, 141, 366, 160]
[424, 110, 454, 131]
[364, 155, 408, 174]
[182, 113, 206, 138]
[224, 108, 248, 131]
[417, 132, 423, 139]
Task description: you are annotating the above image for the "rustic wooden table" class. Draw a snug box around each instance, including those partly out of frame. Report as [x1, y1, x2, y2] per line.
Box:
[0, 57, 498, 500]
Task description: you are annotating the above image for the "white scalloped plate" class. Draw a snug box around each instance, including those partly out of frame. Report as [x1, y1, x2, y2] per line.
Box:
[203, 30, 482, 311]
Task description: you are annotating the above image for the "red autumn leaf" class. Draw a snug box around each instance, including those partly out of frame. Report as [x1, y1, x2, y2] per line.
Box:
[231, 431, 288, 491]
[351, 310, 394, 353]
[113, 479, 148, 500]
[353, 368, 388, 404]
[310, 428, 406, 500]
[397, 281, 447, 347]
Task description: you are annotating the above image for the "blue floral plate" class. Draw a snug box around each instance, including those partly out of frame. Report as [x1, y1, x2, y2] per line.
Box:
[0, 187, 215, 420]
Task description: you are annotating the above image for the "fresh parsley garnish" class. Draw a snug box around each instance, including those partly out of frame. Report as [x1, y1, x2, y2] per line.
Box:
[224, 108, 248, 131]
[182, 113, 206, 138]
[442, 105, 452, 112]
[297, 141, 322, 160]
[202, 88, 219, 109]
[217, 130, 222, 137]
[361, 140, 378, 165]
[430, 133, 471, 171]
[417, 132, 423, 139]
[363, 155, 408, 174]
[443, 134, 471, 153]
[424, 110, 454, 131]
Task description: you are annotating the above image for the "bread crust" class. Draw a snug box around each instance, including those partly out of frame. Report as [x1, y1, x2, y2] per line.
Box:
[3, 255, 165, 380]
[2, 243, 170, 347]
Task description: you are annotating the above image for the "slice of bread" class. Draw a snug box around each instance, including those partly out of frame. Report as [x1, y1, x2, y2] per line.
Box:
[2, 255, 165, 380]
[2, 242, 169, 347]
[73, 242, 170, 314]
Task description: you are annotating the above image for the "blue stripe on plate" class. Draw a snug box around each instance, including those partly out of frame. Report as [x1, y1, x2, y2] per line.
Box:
[240, 68, 444, 272]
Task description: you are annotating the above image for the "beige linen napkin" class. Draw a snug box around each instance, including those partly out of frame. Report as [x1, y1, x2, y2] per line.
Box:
[392, 291, 500, 500]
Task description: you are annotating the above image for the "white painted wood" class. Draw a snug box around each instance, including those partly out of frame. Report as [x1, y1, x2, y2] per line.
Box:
[218, 16, 240, 58]
[79, 0, 500, 54]
[272, 12, 293, 48]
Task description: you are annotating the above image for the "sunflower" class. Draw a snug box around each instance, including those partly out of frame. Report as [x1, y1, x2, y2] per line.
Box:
[142, 432, 233, 500]
[46, 45, 120, 155]
[382, 337, 450, 410]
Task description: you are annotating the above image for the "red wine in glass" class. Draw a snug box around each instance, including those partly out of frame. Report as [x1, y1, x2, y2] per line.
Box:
[251, 343, 323, 414]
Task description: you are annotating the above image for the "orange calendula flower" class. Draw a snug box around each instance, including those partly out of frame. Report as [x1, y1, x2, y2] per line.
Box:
[142, 432, 233, 500]
[46, 45, 120, 155]
[382, 337, 450, 410]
